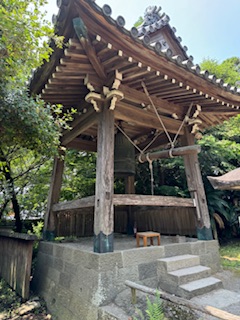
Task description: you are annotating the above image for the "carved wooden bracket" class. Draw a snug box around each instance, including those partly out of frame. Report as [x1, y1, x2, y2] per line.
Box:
[85, 92, 103, 112]
[112, 70, 122, 90]
[106, 89, 124, 110]
[185, 104, 203, 138]
[84, 71, 124, 112]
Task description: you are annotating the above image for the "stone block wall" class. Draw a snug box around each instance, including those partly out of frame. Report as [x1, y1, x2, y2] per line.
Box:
[32, 240, 220, 320]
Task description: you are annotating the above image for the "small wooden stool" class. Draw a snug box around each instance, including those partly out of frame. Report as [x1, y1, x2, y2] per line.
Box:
[136, 231, 161, 247]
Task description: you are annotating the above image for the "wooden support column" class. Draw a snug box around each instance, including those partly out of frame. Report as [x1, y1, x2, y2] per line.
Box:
[94, 102, 115, 253]
[125, 176, 135, 235]
[182, 127, 213, 240]
[125, 176, 135, 194]
[44, 153, 65, 240]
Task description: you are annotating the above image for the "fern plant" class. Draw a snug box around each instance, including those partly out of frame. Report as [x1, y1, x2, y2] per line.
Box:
[133, 291, 167, 320]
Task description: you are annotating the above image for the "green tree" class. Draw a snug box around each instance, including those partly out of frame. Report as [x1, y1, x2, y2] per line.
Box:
[60, 150, 96, 201]
[0, 0, 53, 84]
[200, 57, 240, 86]
[134, 16, 144, 28]
[0, 0, 70, 232]
[14, 150, 96, 222]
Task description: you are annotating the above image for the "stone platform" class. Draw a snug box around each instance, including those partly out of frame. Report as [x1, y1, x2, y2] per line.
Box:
[32, 235, 221, 320]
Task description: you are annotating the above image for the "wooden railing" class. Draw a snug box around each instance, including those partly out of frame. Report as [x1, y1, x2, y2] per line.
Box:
[52, 194, 195, 212]
[125, 280, 240, 320]
[0, 230, 37, 299]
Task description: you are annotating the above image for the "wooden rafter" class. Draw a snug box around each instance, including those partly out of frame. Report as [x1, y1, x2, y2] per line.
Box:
[201, 106, 239, 114]
[61, 108, 97, 145]
[73, 1, 240, 107]
[70, 37, 107, 80]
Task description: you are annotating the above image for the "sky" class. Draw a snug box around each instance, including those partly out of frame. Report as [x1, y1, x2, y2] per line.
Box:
[43, 0, 240, 64]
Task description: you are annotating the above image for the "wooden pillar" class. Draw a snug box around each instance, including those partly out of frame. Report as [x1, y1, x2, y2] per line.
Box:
[94, 102, 115, 253]
[125, 176, 135, 235]
[125, 176, 135, 194]
[44, 153, 65, 240]
[182, 128, 213, 240]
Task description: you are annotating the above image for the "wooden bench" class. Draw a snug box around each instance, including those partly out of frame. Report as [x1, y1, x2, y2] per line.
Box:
[136, 231, 161, 247]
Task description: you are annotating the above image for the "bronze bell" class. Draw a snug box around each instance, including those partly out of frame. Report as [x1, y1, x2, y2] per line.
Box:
[114, 131, 135, 177]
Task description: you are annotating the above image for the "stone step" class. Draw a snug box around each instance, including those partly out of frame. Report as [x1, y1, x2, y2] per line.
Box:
[168, 265, 211, 285]
[158, 254, 200, 272]
[179, 276, 223, 299]
[98, 304, 129, 320]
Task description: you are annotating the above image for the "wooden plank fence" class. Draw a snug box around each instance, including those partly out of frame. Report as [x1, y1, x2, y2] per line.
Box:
[56, 206, 197, 237]
[0, 230, 37, 300]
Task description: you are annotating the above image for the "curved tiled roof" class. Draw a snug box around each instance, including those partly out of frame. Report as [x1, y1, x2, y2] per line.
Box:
[208, 168, 240, 190]
[42, 0, 240, 101]
[30, 0, 240, 152]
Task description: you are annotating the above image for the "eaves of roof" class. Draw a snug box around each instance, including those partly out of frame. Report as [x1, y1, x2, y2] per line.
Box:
[31, 0, 240, 106]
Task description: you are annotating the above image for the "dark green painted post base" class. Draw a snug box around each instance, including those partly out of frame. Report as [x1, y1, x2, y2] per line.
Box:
[94, 232, 114, 253]
[197, 226, 213, 240]
[43, 230, 55, 241]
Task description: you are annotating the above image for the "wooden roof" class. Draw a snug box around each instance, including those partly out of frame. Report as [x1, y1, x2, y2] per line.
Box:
[208, 168, 240, 190]
[30, 0, 240, 153]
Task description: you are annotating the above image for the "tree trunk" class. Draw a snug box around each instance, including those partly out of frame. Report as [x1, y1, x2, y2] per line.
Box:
[0, 150, 22, 232]
[11, 190, 22, 233]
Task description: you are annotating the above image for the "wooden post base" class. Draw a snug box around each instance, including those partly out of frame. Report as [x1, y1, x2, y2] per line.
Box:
[197, 226, 213, 240]
[136, 231, 161, 247]
[42, 230, 55, 241]
[94, 232, 114, 253]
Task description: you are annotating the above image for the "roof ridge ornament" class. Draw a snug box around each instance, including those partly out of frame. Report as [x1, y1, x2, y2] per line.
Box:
[141, 6, 163, 27]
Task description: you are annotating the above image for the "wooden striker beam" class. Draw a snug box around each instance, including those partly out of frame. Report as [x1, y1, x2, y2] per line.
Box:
[139, 145, 201, 162]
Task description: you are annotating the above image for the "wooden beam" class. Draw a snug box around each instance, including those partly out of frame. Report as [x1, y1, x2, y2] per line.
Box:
[62, 51, 89, 63]
[52, 194, 195, 213]
[94, 102, 115, 253]
[61, 109, 97, 145]
[42, 89, 84, 95]
[114, 194, 195, 207]
[55, 65, 95, 74]
[139, 145, 201, 162]
[138, 132, 174, 151]
[48, 78, 83, 85]
[52, 195, 95, 212]
[120, 85, 184, 118]
[66, 138, 97, 152]
[201, 106, 239, 114]
[70, 37, 107, 80]
[115, 101, 183, 134]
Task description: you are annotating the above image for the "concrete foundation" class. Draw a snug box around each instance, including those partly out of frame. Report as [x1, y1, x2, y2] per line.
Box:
[32, 235, 221, 320]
